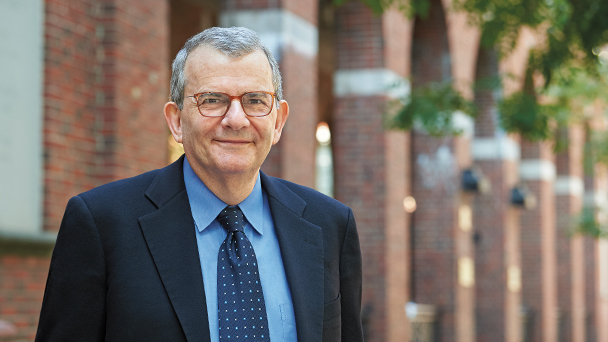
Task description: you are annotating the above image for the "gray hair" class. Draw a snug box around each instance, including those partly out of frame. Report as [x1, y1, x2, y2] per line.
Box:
[170, 26, 283, 110]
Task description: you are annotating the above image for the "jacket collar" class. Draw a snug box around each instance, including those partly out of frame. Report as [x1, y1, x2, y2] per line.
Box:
[139, 156, 211, 342]
[260, 173, 325, 342]
[140, 157, 324, 342]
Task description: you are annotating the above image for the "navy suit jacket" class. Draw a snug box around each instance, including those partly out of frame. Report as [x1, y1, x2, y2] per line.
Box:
[36, 156, 363, 341]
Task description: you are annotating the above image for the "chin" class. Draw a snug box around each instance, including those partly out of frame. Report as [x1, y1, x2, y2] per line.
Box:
[215, 159, 258, 175]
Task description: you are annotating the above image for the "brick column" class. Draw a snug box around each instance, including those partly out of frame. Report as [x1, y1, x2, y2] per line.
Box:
[332, 3, 411, 341]
[411, 120, 475, 342]
[221, 1, 318, 187]
[581, 105, 605, 342]
[554, 125, 586, 342]
[598, 237, 608, 342]
[582, 175, 606, 342]
[43, 0, 170, 231]
[519, 141, 558, 342]
[582, 174, 598, 342]
[589, 164, 608, 342]
[96, 0, 169, 184]
[408, 0, 475, 340]
[472, 46, 523, 342]
[43, 0, 102, 232]
[583, 234, 598, 342]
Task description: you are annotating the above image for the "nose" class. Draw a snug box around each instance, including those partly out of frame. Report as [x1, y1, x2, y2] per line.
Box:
[222, 99, 250, 130]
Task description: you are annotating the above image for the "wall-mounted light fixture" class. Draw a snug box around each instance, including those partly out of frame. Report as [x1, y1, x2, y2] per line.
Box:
[461, 168, 491, 194]
[510, 186, 537, 209]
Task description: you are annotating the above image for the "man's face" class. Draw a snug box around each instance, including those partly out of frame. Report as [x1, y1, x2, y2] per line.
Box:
[165, 46, 288, 182]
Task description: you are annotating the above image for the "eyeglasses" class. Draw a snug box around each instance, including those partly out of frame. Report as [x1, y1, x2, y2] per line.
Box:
[185, 91, 277, 117]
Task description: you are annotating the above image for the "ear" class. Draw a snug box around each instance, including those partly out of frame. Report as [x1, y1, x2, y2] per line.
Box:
[272, 100, 289, 145]
[164, 102, 183, 144]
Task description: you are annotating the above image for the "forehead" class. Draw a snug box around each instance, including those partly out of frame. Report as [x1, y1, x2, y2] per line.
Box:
[184, 46, 273, 91]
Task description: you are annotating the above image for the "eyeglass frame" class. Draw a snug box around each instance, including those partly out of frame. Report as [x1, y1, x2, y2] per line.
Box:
[185, 91, 278, 117]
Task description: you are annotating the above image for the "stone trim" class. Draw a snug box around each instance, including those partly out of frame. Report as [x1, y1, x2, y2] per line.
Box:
[333, 68, 410, 98]
[220, 9, 318, 60]
[584, 191, 608, 210]
[554, 176, 584, 197]
[519, 159, 556, 181]
[453, 111, 474, 138]
[472, 137, 520, 161]
[0, 231, 56, 257]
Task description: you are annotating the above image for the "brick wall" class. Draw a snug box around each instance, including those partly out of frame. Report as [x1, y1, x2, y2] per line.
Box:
[43, 0, 103, 232]
[384, 130, 411, 341]
[410, 0, 467, 340]
[334, 93, 390, 340]
[473, 46, 503, 342]
[0, 256, 50, 341]
[4, 1, 171, 340]
[43, 0, 169, 232]
[473, 157, 522, 342]
[411, 133, 459, 341]
[278, 48, 317, 187]
[222, 0, 279, 12]
[333, 3, 411, 340]
[335, 4, 384, 69]
[555, 125, 586, 342]
[582, 161, 599, 342]
[520, 140, 558, 342]
[584, 236, 598, 342]
[95, 0, 169, 183]
[473, 44, 523, 342]
[382, 9, 412, 341]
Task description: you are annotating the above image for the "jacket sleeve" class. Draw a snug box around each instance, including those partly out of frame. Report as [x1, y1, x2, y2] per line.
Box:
[35, 195, 107, 341]
[339, 208, 364, 341]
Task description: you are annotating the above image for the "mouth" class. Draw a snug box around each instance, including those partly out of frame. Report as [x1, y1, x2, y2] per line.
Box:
[214, 139, 251, 145]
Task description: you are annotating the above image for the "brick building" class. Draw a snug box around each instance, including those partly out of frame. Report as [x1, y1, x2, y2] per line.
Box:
[0, 0, 607, 341]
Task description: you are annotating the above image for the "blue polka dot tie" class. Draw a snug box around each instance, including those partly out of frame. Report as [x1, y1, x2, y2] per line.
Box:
[217, 206, 270, 341]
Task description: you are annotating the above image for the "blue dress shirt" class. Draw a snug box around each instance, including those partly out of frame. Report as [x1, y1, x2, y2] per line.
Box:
[183, 157, 297, 341]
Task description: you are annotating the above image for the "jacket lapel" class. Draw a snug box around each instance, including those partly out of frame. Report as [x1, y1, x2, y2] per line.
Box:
[261, 173, 324, 342]
[138, 156, 210, 342]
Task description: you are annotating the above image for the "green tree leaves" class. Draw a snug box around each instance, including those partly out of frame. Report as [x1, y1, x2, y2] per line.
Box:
[386, 81, 476, 136]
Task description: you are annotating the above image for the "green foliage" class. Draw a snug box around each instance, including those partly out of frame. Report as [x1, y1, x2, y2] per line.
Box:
[345, 0, 608, 83]
[546, 63, 608, 108]
[345, 0, 608, 143]
[453, 0, 551, 53]
[572, 205, 608, 239]
[498, 59, 608, 143]
[386, 81, 476, 136]
[347, 0, 608, 240]
[498, 92, 550, 141]
[454, 0, 608, 89]
[584, 129, 608, 173]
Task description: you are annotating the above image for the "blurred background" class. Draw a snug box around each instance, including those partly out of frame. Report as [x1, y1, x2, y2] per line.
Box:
[1, 0, 608, 341]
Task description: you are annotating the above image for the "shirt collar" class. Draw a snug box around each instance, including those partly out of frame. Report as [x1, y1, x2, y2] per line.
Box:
[183, 156, 265, 235]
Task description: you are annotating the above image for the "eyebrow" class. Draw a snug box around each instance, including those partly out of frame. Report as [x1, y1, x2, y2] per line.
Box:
[246, 92, 267, 97]
[196, 91, 270, 96]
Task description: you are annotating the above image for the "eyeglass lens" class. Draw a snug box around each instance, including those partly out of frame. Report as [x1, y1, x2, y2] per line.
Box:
[195, 92, 274, 117]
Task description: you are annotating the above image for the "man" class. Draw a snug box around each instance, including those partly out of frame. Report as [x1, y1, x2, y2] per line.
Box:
[36, 27, 363, 342]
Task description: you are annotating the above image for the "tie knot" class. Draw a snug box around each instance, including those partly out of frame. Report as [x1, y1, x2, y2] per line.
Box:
[217, 206, 245, 233]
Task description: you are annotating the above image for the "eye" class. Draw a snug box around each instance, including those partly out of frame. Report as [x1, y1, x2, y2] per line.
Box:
[244, 93, 270, 106]
[197, 93, 228, 106]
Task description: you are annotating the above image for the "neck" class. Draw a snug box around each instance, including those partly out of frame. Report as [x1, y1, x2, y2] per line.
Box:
[193, 167, 258, 206]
